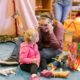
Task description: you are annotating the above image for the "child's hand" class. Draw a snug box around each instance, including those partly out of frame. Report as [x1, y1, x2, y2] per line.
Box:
[33, 59, 39, 67]
[33, 59, 37, 64]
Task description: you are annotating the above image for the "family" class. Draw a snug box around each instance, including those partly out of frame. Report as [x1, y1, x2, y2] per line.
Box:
[18, 12, 70, 80]
[1, 0, 72, 80]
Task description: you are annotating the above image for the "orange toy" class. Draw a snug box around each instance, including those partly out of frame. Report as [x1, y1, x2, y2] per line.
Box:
[68, 42, 80, 70]
[48, 63, 70, 78]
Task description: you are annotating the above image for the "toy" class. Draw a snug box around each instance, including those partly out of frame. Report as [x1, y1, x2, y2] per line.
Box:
[0, 67, 17, 76]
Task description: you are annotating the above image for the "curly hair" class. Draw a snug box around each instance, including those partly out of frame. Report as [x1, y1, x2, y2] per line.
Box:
[24, 28, 39, 43]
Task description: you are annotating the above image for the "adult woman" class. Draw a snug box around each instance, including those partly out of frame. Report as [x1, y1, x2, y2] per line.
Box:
[53, 0, 72, 23]
[38, 13, 70, 78]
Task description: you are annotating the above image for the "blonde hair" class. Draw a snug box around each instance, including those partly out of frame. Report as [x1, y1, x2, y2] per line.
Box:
[24, 28, 39, 43]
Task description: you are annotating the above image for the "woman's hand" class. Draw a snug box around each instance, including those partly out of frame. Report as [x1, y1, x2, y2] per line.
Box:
[39, 23, 54, 33]
[48, 23, 54, 34]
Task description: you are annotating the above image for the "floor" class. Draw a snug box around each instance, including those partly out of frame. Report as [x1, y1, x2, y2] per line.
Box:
[0, 66, 80, 80]
[0, 42, 80, 80]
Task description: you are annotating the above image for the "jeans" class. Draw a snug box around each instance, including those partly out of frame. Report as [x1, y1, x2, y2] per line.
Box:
[40, 48, 61, 59]
[40, 48, 62, 70]
[10, 37, 24, 61]
[54, 0, 72, 23]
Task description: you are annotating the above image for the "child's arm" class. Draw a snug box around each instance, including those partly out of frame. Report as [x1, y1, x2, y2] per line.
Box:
[36, 51, 40, 67]
[19, 46, 34, 64]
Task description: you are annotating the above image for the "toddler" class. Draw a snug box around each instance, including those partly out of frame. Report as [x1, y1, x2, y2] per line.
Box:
[19, 28, 40, 80]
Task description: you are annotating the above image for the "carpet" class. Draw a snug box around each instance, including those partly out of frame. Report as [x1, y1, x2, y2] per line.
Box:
[0, 42, 80, 80]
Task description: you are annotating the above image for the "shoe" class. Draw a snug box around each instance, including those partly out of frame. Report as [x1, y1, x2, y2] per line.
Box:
[40, 70, 53, 77]
[52, 52, 68, 63]
[30, 75, 40, 80]
[0, 57, 18, 66]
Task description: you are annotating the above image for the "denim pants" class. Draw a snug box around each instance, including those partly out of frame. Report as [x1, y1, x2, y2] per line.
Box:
[11, 37, 24, 61]
[40, 48, 62, 70]
[40, 48, 61, 59]
[54, 0, 72, 23]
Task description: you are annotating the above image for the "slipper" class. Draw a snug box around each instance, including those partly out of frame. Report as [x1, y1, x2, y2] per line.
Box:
[40, 70, 53, 77]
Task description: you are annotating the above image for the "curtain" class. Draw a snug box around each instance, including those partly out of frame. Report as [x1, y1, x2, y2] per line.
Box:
[0, 0, 16, 35]
[0, 0, 38, 35]
[15, 0, 38, 31]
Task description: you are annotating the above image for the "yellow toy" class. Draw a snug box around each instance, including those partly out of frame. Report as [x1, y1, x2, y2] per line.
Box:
[48, 63, 57, 71]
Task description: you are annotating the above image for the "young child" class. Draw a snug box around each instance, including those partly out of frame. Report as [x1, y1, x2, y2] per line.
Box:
[19, 28, 40, 80]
